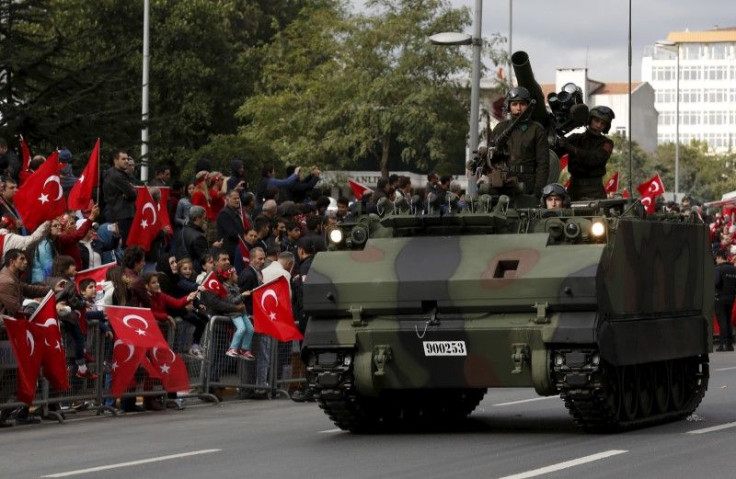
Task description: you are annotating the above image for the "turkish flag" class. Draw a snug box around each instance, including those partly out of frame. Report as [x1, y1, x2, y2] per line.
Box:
[74, 262, 116, 290]
[104, 306, 168, 349]
[67, 138, 100, 211]
[563, 178, 571, 190]
[202, 272, 227, 298]
[252, 276, 303, 341]
[127, 186, 164, 251]
[15, 150, 67, 231]
[637, 174, 666, 198]
[640, 194, 656, 214]
[604, 171, 619, 193]
[2, 315, 43, 404]
[622, 189, 629, 199]
[491, 95, 506, 122]
[19, 135, 31, 175]
[29, 291, 70, 391]
[110, 339, 147, 397]
[156, 186, 172, 230]
[147, 346, 190, 392]
[348, 179, 373, 201]
[238, 236, 250, 267]
[559, 153, 569, 171]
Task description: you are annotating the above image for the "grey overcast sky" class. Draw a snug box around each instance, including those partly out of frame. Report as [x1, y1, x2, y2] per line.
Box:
[350, 0, 732, 84]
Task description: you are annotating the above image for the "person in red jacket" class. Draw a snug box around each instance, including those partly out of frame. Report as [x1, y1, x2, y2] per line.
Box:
[143, 272, 197, 333]
[55, 205, 100, 270]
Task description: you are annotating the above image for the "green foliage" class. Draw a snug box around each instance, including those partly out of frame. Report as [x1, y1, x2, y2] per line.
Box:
[238, 0, 503, 178]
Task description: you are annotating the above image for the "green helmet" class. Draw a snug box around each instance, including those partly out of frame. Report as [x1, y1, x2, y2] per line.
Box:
[589, 106, 615, 133]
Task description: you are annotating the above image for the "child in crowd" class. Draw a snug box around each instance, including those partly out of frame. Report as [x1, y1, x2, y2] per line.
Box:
[48, 256, 97, 380]
[78, 278, 113, 341]
[196, 253, 215, 284]
[170, 258, 209, 358]
[143, 272, 197, 333]
[219, 267, 255, 361]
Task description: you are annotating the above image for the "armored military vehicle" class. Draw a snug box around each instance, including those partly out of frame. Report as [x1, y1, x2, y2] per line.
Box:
[300, 54, 712, 433]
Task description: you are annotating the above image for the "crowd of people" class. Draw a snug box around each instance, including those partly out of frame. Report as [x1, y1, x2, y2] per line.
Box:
[0, 142, 348, 426]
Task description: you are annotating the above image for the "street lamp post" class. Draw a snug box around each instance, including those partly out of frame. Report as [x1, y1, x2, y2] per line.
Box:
[656, 40, 680, 202]
[429, 0, 482, 166]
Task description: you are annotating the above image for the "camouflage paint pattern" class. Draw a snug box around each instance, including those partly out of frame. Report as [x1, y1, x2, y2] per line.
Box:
[303, 206, 713, 396]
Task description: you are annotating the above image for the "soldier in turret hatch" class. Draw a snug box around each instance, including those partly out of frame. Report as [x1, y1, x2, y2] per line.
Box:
[478, 87, 549, 197]
[714, 249, 736, 351]
[557, 106, 615, 201]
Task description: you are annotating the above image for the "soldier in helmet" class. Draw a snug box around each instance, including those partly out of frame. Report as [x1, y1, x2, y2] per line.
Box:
[557, 106, 615, 201]
[480, 87, 549, 197]
[540, 183, 569, 210]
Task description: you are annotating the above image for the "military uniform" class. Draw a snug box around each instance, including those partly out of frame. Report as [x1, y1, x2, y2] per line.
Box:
[490, 119, 549, 196]
[715, 259, 736, 350]
[561, 130, 613, 201]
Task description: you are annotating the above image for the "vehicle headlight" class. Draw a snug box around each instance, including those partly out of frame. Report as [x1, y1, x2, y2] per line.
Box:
[329, 228, 344, 244]
[590, 221, 606, 238]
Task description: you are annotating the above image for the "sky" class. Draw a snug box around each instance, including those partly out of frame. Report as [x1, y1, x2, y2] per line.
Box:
[350, 0, 734, 84]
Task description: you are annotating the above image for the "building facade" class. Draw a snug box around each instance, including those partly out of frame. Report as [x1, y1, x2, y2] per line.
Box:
[641, 27, 736, 153]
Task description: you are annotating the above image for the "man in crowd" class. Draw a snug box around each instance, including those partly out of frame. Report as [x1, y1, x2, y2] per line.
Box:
[217, 190, 245, 264]
[177, 206, 210, 273]
[102, 150, 138, 246]
[714, 249, 736, 351]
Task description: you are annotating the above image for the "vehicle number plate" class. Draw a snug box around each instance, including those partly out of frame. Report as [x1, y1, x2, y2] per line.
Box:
[423, 341, 467, 356]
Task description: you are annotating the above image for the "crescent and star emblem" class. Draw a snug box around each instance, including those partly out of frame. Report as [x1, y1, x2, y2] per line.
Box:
[641, 196, 652, 207]
[122, 314, 149, 336]
[140, 202, 158, 229]
[648, 182, 660, 194]
[152, 347, 176, 374]
[207, 279, 220, 291]
[39, 317, 58, 328]
[39, 176, 63, 204]
[26, 330, 35, 356]
[112, 339, 136, 370]
[260, 289, 279, 321]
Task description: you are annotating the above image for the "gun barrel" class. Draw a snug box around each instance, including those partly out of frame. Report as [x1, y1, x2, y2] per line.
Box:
[511, 51, 548, 128]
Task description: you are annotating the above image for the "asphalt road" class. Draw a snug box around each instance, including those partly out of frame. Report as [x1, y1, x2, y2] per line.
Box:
[3, 352, 736, 479]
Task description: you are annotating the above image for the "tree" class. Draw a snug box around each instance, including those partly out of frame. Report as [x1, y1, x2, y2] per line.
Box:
[238, 0, 503, 178]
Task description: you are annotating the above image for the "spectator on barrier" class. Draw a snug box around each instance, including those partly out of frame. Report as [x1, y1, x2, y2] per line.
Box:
[18, 154, 45, 186]
[208, 172, 227, 221]
[143, 271, 197, 334]
[58, 148, 78, 194]
[47, 255, 98, 380]
[79, 278, 112, 340]
[102, 150, 138, 246]
[191, 171, 214, 221]
[176, 206, 210, 273]
[101, 265, 131, 307]
[122, 245, 150, 308]
[218, 267, 255, 361]
[0, 249, 51, 425]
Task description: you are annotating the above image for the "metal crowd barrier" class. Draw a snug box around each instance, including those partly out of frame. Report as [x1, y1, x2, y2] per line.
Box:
[200, 316, 307, 399]
[1, 312, 307, 425]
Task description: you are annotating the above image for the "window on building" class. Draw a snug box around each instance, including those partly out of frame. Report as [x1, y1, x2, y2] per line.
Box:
[710, 43, 727, 60]
[705, 65, 726, 80]
[615, 126, 627, 138]
[706, 89, 727, 102]
[680, 89, 702, 103]
[656, 89, 675, 103]
[681, 44, 702, 60]
[682, 66, 702, 81]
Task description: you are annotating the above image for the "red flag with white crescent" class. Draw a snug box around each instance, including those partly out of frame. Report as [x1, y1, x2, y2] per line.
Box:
[19, 135, 31, 176]
[110, 339, 147, 397]
[14, 150, 67, 231]
[640, 194, 657, 214]
[559, 154, 569, 171]
[348, 179, 373, 201]
[252, 276, 302, 341]
[74, 262, 116, 290]
[636, 174, 665, 198]
[147, 346, 190, 392]
[604, 171, 619, 193]
[67, 138, 100, 210]
[2, 315, 43, 404]
[156, 186, 172, 231]
[104, 306, 168, 349]
[127, 186, 164, 251]
[202, 272, 227, 298]
[29, 291, 69, 391]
